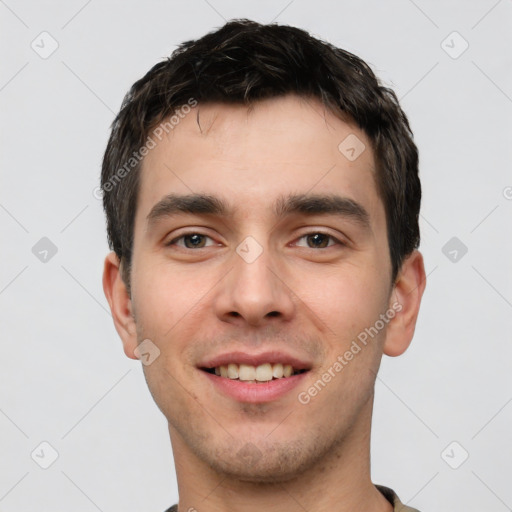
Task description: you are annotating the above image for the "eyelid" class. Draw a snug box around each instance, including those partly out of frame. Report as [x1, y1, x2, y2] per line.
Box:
[165, 230, 219, 248]
[293, 230, 346, 248]
[165, 229, 347, 249]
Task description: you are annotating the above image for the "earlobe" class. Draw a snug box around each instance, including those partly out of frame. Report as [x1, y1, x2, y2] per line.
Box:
[383, 250, 426, 357]
[102, 252, 139, 360]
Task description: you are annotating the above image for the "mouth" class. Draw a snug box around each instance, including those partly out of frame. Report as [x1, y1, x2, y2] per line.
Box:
[198, 353, 312, 403]
[201, 363, 309, 383]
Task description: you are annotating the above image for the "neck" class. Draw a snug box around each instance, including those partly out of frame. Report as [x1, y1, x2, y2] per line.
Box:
[169, 397, 392, 512]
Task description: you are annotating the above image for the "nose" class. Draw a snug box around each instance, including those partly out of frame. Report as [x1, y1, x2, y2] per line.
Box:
[212, 238, 296, 327]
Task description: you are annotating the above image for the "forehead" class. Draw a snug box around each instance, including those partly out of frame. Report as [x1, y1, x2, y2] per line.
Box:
[136, 94, 383, 228]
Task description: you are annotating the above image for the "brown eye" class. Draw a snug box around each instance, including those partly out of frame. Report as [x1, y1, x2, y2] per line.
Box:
[306, 233, 331, 248]
[183, 234, 207, 248]
[167, 233, 215, 248]
[295, 232, 342, 249]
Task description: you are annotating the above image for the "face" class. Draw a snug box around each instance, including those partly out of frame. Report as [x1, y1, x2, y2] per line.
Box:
[109, 94, 415, 482]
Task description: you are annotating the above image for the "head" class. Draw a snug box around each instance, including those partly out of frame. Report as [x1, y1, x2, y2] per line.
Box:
[102, 19, 425, 482]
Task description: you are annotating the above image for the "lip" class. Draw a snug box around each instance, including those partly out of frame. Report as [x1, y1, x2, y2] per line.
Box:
[197, 350, 313, 404]
[201, 370, 310, 403]
[198, 350, 312, 371]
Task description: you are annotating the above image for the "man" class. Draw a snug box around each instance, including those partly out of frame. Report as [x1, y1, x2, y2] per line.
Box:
[101, 19, 426, 512]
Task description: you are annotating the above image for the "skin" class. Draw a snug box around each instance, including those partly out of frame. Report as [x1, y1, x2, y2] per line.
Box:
[103, 94, 426, 512]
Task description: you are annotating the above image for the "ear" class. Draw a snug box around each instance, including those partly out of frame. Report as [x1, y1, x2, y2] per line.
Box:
[102, 252, 138, 360]
[383, 250, 426, 357]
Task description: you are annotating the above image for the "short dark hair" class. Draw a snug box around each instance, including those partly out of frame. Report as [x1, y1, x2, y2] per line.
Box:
[101, 19, 420, 292]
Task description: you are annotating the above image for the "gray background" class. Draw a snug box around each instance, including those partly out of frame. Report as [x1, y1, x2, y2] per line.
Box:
[1, 1, 511, 510]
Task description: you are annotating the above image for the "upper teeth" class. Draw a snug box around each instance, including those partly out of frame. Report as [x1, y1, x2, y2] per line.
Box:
[214, 363, 294, 381]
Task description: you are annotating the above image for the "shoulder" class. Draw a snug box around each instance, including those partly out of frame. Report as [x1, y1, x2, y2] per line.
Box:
[376, 484, 422, 512]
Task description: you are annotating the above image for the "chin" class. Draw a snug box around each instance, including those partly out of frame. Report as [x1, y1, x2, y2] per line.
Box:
[209, 458, 307, 484]
[203, 437, 328, 484]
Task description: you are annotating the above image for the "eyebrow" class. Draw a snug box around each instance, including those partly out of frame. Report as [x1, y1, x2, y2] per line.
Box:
[147, 194, 228, 227]
[274, 193, 370, 228]
[146, 192, 371, 230]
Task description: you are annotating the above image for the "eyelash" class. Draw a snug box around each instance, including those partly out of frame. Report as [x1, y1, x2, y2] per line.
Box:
[166, 231, 345, 249]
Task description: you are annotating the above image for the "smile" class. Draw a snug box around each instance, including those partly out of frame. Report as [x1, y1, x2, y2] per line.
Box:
[202, 362, 308, 383]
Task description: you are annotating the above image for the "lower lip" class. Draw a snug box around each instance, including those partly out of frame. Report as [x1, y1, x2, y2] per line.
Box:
[201, 370, 309, 403]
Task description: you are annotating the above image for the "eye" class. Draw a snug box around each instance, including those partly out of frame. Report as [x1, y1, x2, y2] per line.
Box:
[166, 232, 217, 249]
[294, 232, 343, 249]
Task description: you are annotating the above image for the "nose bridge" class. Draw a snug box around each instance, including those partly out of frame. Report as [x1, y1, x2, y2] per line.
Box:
[215, 234, 295, 325]
[236, 237, 273, 294]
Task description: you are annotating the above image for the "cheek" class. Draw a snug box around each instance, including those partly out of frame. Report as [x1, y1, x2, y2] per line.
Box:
[132, 262, 205, 411]
[131, 257, 219, 372]
[133, 256, 202, 324]
[294, 261, 387, 342]
[295, 267, 386, 413]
